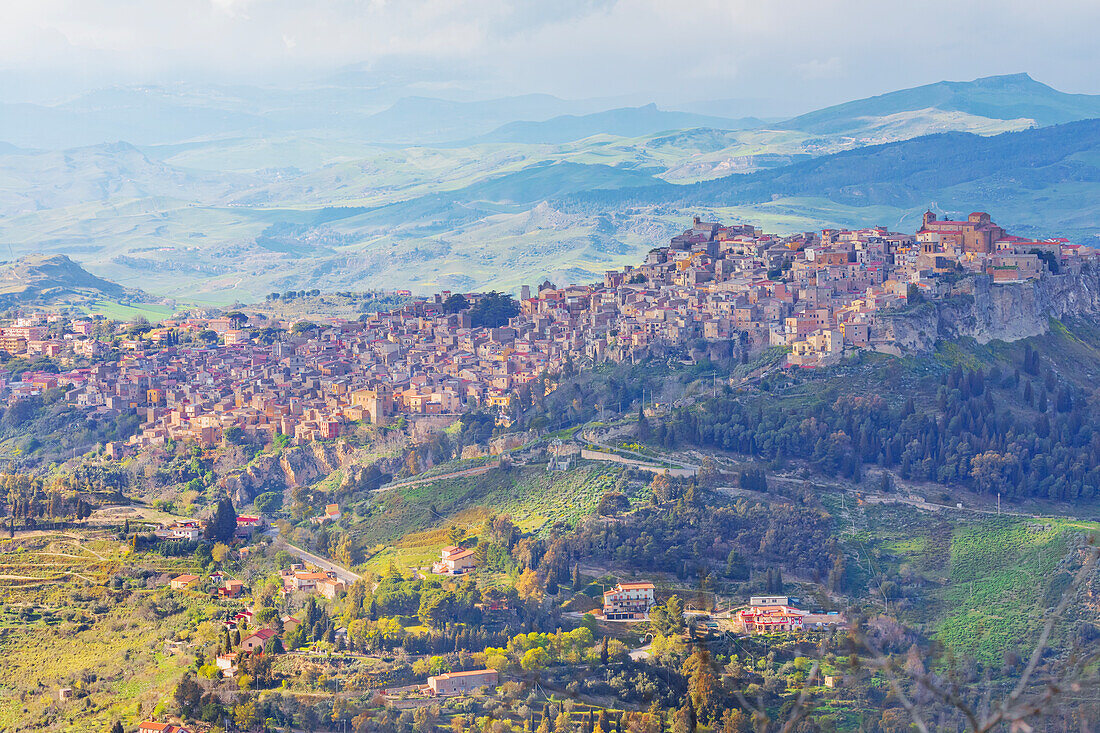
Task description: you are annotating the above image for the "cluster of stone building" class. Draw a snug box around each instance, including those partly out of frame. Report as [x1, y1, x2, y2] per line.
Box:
[0, 212, 1092, 446]
[605, 211, 1094, 367]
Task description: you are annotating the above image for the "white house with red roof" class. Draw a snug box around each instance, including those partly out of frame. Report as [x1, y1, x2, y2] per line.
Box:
[433, 546, 476, 575]
[602, 582, 656, 620]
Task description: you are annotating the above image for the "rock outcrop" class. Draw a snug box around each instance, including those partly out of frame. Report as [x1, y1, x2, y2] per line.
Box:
[875, 268, 1100, 352]
[220, 440, 363, 505]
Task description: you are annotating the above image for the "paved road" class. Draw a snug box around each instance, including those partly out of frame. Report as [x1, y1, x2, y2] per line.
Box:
[272, 536, 361, 584]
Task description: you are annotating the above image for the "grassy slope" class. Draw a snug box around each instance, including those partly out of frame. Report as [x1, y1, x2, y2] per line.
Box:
[349, 462, 631, 574]
[839, 501, 1098, 666]
[80, 299, 175, 322]
[0, 533, 211, 732]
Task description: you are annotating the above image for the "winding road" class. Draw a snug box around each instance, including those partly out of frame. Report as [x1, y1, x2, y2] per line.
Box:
[269, 534, 361, 584]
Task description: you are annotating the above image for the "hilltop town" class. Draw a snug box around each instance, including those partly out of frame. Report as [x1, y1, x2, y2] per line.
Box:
[2, 213, 1100, 733]
[0, 211, 1094, 459]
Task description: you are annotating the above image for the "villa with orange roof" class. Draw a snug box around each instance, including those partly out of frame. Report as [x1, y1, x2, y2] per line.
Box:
[602, 581, 656, 620]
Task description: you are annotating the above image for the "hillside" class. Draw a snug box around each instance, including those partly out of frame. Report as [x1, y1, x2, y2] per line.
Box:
[779, 73, 1100, 135]
[0, 141, 250, 213]
[0, 254, 127, 302]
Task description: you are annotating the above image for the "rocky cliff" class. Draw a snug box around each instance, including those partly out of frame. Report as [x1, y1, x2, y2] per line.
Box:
[220, 440, 381, 505]
[875, 267, 1100, 352]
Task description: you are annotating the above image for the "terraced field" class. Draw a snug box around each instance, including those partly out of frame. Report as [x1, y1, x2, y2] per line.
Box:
[0, 534, 121, 591]
[0, 531, 218, 731]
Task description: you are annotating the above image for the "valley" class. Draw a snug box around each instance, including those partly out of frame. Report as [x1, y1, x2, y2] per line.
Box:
[3, 60, 1100, 733]
[4, 74, 1100, 303]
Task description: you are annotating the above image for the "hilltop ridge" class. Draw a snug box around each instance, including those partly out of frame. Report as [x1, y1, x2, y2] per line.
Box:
[778, 72, 1100, 134]
[0, 253, 128, 303]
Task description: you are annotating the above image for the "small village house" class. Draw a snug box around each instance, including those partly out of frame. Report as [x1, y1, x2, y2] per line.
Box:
[427, 669, 499, 696]
[216, 652, 238, 677]
[738, 605, 806, 633]
[240, 628, 277, 653]
[169, 574, 199, 591]
[219, 578, 244, 598]
[311, 503, 341, 524]
[434, 545, 476, 575]
[235, 515, 264, 538]
[316, 576, 346, 599]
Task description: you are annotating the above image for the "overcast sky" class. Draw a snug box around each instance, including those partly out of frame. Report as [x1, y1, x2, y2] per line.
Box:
[2, 0, 1099, 111]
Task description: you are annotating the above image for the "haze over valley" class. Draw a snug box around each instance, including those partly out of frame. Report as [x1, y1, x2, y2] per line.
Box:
[4, 4, 1100, 733]
[5, 73, 1100, 303]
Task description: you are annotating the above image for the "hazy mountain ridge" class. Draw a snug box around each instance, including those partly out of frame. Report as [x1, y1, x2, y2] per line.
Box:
[0, 86, 610, 149]
[4, 73, 1100, 302]
[469, 104, 763, 144]
[0, 141, 254, 212]
[563, 118, 1100, 212]
[5, 73, 1095, 151]
[779, 73, 1100, 135]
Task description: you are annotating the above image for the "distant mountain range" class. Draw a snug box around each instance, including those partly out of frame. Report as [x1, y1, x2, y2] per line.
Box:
[0, 87, 612, 148]
[779, 73, 1100, 135]
[565, 118, 1100, 211]
[3, 73, 1097, 150]
[469, 104, 762, 144]
[3, 72, 1100, 301]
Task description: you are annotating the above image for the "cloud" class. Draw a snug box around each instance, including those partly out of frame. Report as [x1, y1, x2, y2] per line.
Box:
[0, 0, 1097, 106]
[797, 57, 843, 80]
[210, 0, 254, 20]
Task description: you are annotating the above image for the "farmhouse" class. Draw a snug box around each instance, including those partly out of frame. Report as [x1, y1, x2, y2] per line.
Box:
[240, 628, 277, 652]
[316, 576, 346, 599]
[219, 578, 244, 598]
[235, 515, 264, 537]
[311, 503, 341, 524]
[156, 522, 202, 541]
[169, 574, 199, 590]
[282, 570, 330, 593]
[427, 668, 499, 696]
[434, 546, 476, 575]
[602, 582, 656, 620]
